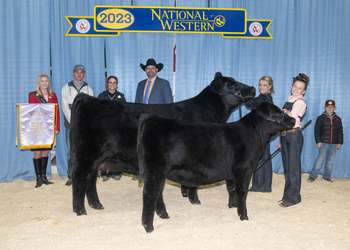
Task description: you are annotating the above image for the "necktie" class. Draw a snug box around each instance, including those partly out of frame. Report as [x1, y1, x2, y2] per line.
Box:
[143, 80, 152, 104]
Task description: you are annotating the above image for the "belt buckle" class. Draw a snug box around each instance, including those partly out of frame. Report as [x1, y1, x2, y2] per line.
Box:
[281, 131, 286, 136]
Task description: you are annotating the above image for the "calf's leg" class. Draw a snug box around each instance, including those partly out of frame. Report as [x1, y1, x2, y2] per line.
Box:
[71, 156, 88, 215]
[233, 170, 252, 221]
[72, 158, 99, 215]
[86, 171, 104, 210]
[142, 177, 167, 233]
[155, 192, 170, 219]
[226, 179, 237, 208]
[188, 187, 201, 204]
[72, 176, 87, 215]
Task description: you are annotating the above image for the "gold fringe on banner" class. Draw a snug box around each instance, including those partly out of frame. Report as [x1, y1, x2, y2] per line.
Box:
[21, 144, 53, 150]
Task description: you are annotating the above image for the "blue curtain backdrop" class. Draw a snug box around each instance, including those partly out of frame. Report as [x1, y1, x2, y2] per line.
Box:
[0, 0, 349, 182]
[105, 0, 175, 103]
[50, 0, 106, 176]
[0, 0, 51, 181]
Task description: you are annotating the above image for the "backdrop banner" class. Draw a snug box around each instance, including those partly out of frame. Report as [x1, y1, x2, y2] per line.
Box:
[17, 104, 56, 150]
[66, 6, 272, 39]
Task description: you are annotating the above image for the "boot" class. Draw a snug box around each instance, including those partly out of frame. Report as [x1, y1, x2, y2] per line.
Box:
[33, 158, 43, 188]
[41, 157, 53, 185]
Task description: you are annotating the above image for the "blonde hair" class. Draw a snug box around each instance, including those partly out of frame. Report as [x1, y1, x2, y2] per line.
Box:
[259, 76, 274, 93]
[36, 72, 53, 95]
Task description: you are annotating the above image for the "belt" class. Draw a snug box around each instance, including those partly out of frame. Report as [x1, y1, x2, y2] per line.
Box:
[281, 127, 300, 136]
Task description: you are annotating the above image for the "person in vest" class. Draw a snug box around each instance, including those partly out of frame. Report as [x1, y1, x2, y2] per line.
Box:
[278, 73, 309, 207]
[97, 75, 126, 181]
[61, 65, 93, 186]
[307, 100, 343, 183]
[29, 72, 60, 188]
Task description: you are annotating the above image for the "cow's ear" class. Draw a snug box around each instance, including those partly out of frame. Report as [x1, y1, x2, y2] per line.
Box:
[255, 102, 270, 118]
[210, 77, 228, 95]
[214, 72, 223, 80]
[260, 102, 270, 111]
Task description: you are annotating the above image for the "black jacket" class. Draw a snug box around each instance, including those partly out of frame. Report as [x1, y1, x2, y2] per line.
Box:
[314, 112, 343, 144]
[97, 90, 126, 102]
[244, 93, 273, 110]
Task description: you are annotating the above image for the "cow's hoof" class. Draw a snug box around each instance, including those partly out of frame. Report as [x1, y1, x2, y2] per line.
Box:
[156, 210, 170, 219]
[239, 215, 249, 221]
[89, 203, 104, 210]
[228, 199, 237, 208]
[65, 179, 73, 186]
[142, 223, 154, 233]
[228, 203, 237, 208]
[75, 209, 87, 216]
[190, 198, 201, 205]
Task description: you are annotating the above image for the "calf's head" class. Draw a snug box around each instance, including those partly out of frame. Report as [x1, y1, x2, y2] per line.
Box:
[255, 102, 296, 130]
[210, 72, 256, 109]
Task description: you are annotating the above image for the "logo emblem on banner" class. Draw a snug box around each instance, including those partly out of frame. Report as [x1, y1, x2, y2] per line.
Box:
[76, 19, 91, 33]
[66, 6, 273, 39]
[249, 22, 263, 36]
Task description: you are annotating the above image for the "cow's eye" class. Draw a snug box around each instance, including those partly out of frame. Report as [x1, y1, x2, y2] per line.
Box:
[227, 83, 238, 93]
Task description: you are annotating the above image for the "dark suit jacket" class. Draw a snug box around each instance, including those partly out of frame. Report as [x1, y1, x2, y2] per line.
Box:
[135, 76, 173, 104]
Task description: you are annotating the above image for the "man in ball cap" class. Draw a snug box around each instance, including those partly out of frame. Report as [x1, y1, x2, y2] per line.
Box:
[61, 64, 94, 185]
[135, 58, 173, 104]
[307, 100, 343, 183]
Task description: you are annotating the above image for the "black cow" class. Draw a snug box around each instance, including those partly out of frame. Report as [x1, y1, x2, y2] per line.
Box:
[71, 72, 256, 216]
[137, 103, 296, 233]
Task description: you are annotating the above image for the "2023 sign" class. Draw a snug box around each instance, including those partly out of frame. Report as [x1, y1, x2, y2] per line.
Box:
[96, 9, 134, 29]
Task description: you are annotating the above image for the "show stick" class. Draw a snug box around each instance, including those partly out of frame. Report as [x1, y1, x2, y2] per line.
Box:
[254, 119, 312, 172]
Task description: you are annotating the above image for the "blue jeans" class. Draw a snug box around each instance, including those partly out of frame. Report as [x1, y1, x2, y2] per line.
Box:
[250, 142, 272, 192]
[280, 130, 303, 206]
[309, 143, 337, 179]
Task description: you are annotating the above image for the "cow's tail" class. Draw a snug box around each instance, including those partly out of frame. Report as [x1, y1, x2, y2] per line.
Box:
[137, 114, 151, 183]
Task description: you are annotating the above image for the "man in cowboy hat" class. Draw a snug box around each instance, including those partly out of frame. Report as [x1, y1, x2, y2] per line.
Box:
[135, 58, 173, 104]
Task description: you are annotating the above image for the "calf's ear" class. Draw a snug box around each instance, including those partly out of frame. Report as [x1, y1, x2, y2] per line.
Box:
[255, 102, 271, 118]
[210, 77, 228, 95]
[214, 72, 223, 80]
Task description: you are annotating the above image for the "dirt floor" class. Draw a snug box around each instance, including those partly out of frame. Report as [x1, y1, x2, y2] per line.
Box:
[0, 173, 349, 250]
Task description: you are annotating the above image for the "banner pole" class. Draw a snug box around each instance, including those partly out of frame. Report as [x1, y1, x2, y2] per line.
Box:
[173, 0, 177, 102]
[16, 104, 19, 146]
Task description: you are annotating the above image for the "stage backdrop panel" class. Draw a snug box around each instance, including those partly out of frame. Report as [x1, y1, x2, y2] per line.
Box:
[50, 0, 106, 176]
[0, 0, 349, 182]
[0, 0, 51, 181]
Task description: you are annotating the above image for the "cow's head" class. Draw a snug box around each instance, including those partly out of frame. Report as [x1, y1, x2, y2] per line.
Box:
[210, 72, 256, 109]
[255, 102, 296, 130]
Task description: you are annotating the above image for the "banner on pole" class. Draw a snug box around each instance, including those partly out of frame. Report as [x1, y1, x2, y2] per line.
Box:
[66, 6, 272, 39]
[17, 104, 56, 150]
